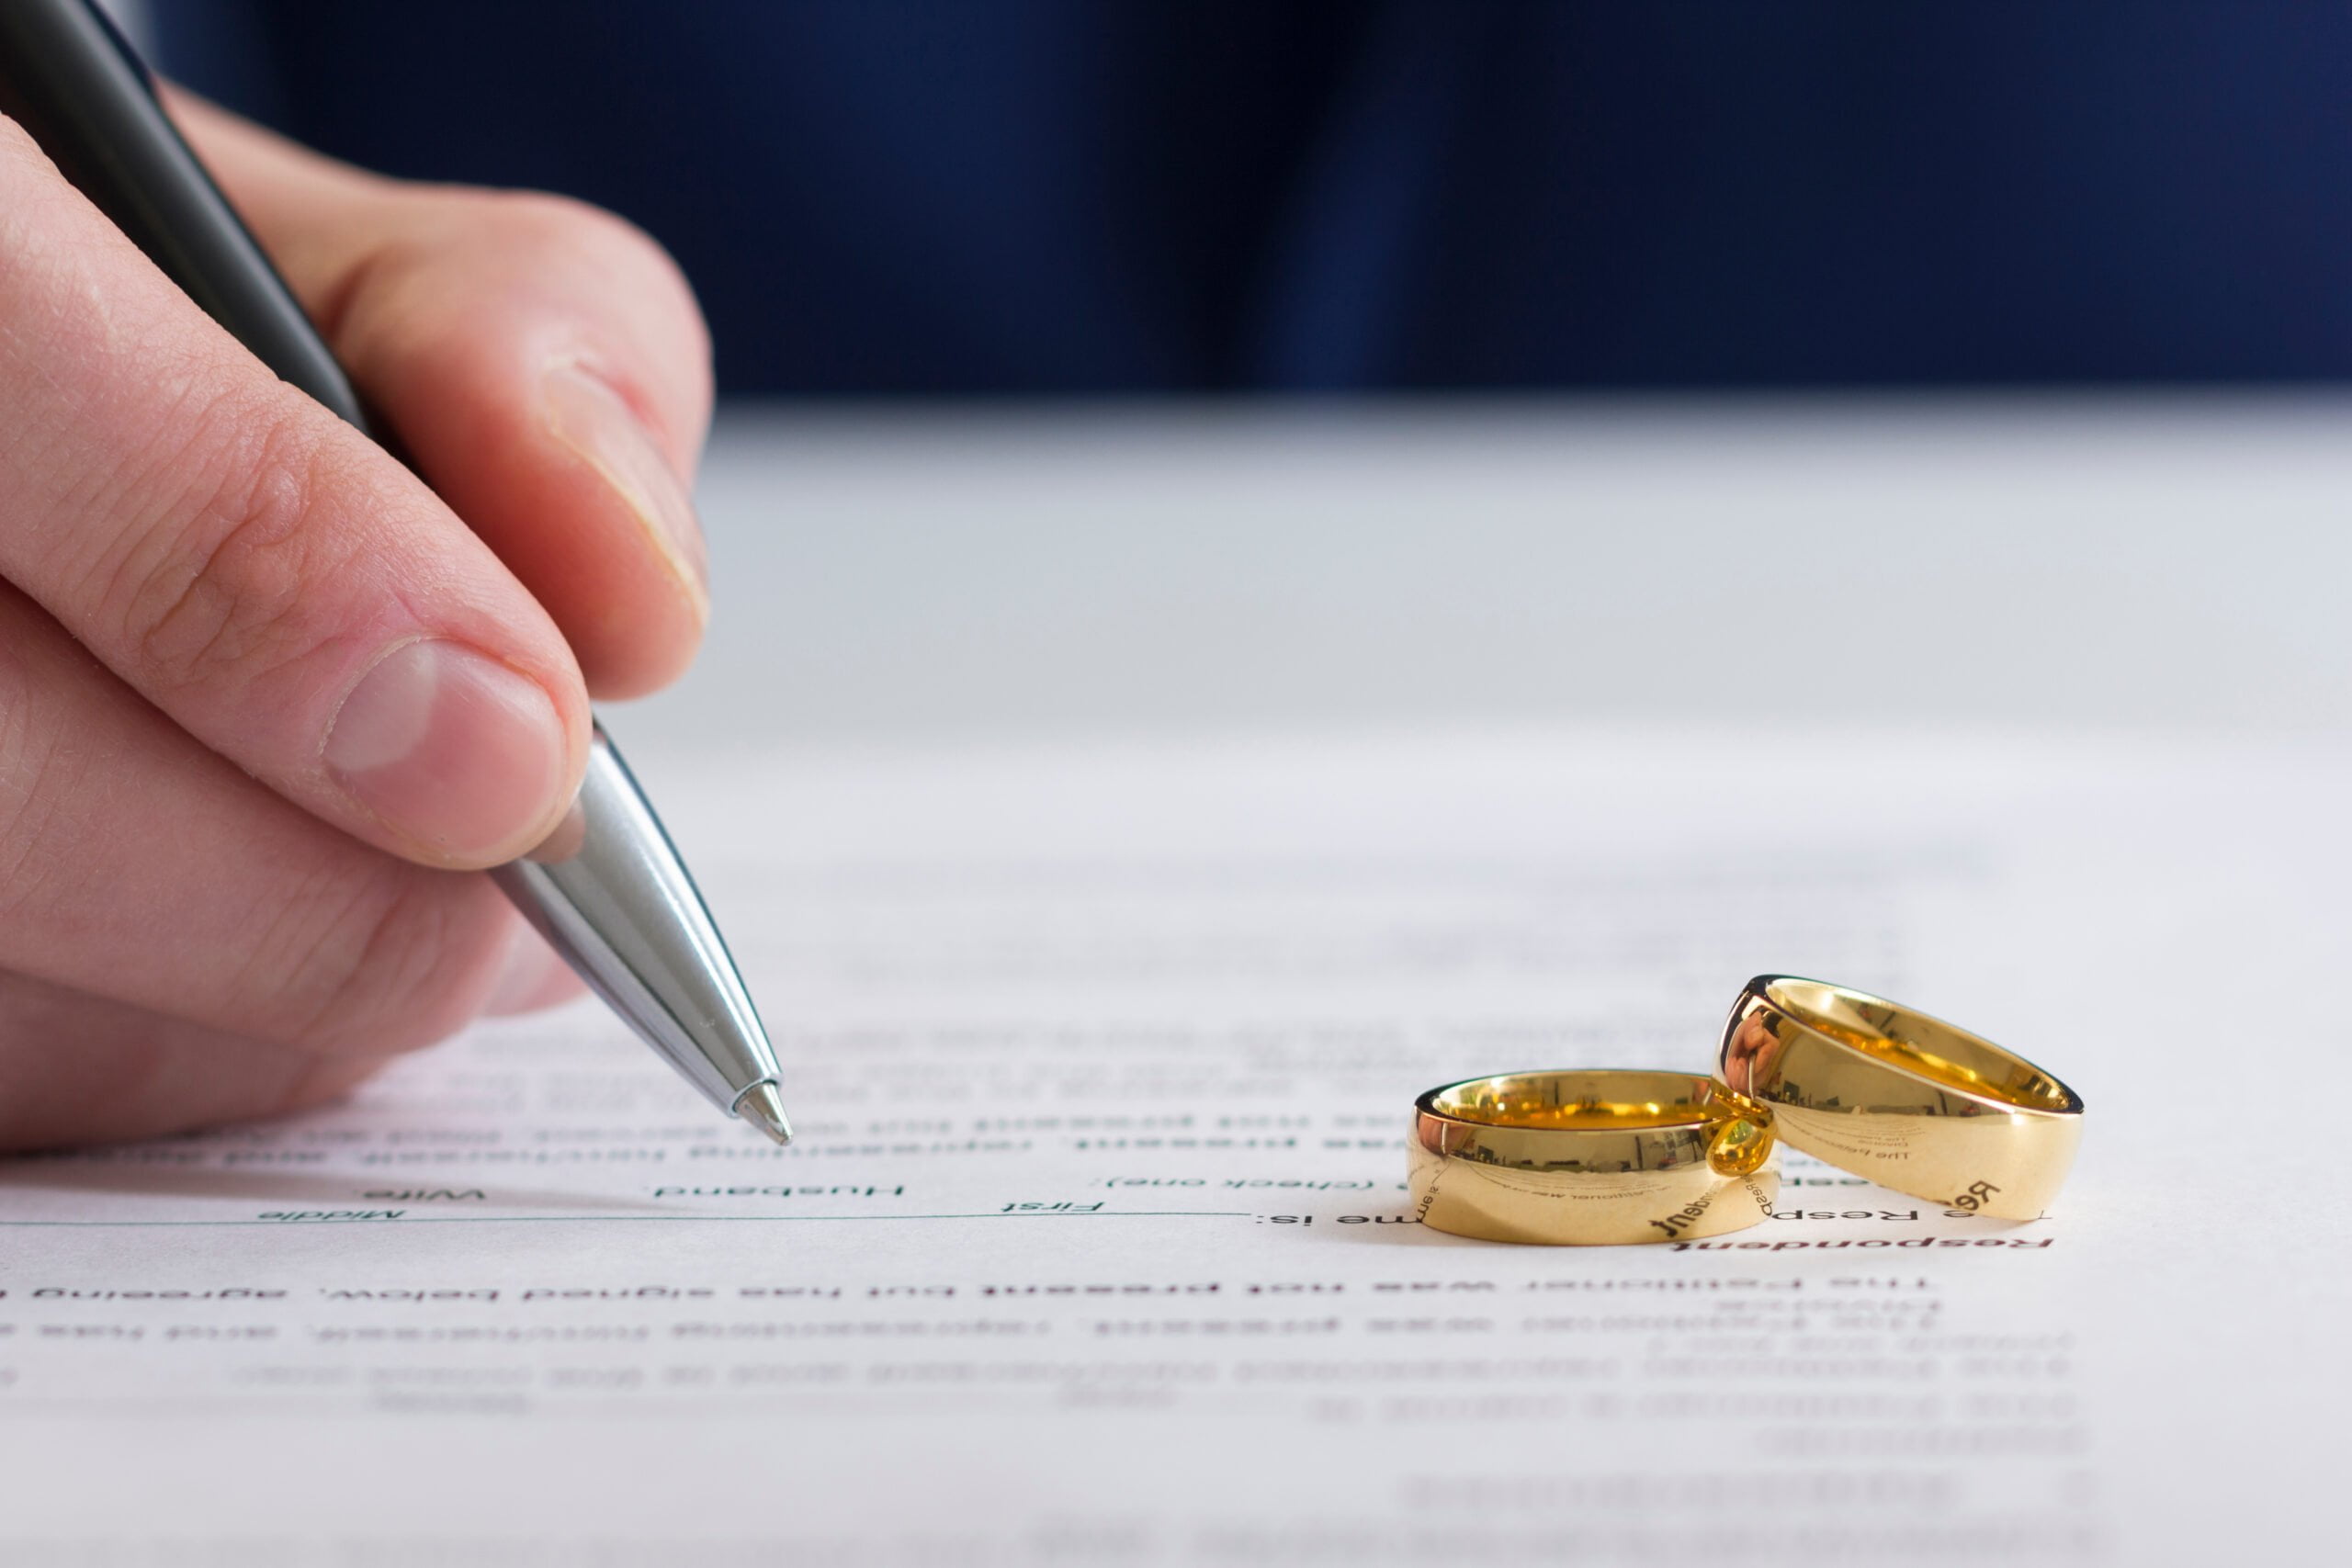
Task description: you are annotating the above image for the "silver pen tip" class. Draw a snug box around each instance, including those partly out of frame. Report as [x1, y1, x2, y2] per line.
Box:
[734, 1081, 794, 1146]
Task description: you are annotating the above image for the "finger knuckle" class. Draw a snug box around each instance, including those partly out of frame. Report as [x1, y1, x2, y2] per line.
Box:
[254, 864, 495, 1055]
[490, 188, 668, 274]
[107, 395, 359, 701]
[483, 190, 707, 344]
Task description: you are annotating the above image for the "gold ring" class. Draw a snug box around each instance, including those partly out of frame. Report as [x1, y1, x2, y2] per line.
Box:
[1408, 1070, 1780, 1245]
[1717, 976, 2084, 1220]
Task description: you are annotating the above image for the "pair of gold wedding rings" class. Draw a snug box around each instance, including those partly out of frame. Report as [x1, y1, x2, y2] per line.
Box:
[1408, 976, 2085, 1246]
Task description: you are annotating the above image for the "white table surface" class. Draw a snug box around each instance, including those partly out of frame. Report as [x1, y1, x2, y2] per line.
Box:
[617, 393, 2352, 757]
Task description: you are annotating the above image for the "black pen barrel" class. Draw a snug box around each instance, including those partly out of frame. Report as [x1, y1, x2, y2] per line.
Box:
[0, 0, 370, 431]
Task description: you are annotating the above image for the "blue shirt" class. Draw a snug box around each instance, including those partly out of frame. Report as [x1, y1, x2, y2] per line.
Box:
[157, 2, 2352, 394]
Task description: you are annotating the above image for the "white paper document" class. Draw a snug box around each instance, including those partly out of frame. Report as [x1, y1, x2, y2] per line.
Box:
[0, 729, 2333, 1562]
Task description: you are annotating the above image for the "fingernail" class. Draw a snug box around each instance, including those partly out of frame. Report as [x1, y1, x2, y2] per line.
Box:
[325, 639, 570, 863]
[542, 362, 708, 615]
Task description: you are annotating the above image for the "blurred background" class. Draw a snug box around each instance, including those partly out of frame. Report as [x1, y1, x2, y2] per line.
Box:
[130, 3, 2352, 742]
[151, 2, 2352, 395]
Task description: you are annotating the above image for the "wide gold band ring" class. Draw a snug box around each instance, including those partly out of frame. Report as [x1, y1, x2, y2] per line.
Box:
[1717, 976, 2085, 1220]
[1408, 1070, 1780, 1245]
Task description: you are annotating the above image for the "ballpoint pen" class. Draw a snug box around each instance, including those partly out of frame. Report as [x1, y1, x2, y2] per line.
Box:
[0, 0, 792, 1145]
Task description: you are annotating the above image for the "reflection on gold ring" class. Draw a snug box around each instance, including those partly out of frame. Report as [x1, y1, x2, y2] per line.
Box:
[1408, 1070, 1780, 1246]
[1717, 976, 2084, 1221]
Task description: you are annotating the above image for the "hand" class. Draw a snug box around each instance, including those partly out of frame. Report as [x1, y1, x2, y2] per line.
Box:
[0, 94, 713, 1149]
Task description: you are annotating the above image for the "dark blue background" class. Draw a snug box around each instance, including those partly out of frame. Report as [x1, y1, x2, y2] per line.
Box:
[156, 2, 2352, 395]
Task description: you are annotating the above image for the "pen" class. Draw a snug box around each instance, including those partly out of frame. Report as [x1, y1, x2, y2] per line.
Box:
[0, 0, 792, 1145]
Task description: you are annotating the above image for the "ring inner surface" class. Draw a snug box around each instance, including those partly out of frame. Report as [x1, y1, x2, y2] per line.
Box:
[1427, 1072, 1716, 1132]
[1764, 979, 2077, 1113]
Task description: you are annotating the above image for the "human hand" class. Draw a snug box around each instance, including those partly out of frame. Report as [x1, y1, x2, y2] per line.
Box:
[0, 94, 712, 1148]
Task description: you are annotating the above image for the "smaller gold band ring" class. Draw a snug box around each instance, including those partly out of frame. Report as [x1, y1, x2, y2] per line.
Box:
[1409, 1070, 1780, 1246]
[1717, 976, 2085, 1220]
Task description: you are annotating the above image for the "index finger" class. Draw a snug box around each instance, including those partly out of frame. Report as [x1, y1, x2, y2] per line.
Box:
[0, 115, 589, 868]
